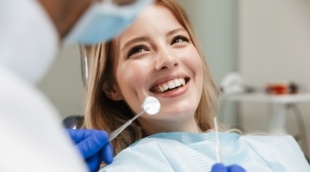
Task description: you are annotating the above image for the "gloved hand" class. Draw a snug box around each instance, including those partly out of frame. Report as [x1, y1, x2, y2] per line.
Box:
[67, 129, 114, 172]
[211, 163, 246, 172]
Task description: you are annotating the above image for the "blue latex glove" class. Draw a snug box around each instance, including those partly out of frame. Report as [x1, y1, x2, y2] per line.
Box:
[67, 129, 114, 172]
[211, 163, 246, 172]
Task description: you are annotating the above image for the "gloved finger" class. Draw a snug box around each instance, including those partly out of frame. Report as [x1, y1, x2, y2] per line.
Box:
[211, 163, 228, 172]
[86, 154, 101, 172]
[66, 129, 85, 144]
[100, 142, 114, 164]
[66, 129, 93, 144]
[76, 130, 109, 159]
[227, 165, 246, 172]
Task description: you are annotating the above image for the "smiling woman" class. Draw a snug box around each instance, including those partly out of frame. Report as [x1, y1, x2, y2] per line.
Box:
[81, 0, 310, 171]
[83, 0, 218, 154]
[111, 3, 207, 134]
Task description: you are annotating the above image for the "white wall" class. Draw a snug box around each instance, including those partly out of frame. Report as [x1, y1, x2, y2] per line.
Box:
[179, 0, 238, 83]
[38, 45, 85, 118]
[238, 0, 310, 156]
[178, 0, 238, 126]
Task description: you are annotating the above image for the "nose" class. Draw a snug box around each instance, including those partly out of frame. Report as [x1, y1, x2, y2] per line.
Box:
[154, 48, 178, 71]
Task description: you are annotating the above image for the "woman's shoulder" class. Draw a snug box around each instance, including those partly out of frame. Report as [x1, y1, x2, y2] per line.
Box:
[132, 132, 299, 150]
[240, 133, 298, 148]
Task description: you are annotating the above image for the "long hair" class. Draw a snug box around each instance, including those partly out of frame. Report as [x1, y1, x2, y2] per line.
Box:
[82, 0, 219, 155]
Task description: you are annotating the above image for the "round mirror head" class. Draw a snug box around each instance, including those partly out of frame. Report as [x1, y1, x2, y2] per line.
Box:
[142, 96, 160, 115]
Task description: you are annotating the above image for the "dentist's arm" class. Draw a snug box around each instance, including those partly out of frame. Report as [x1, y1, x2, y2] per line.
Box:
[67, 129, 114, 172]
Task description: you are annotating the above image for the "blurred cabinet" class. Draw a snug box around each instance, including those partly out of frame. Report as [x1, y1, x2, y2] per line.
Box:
[227, 93, 310, 135]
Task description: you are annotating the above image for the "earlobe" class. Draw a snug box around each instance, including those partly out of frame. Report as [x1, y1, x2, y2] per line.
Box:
[102, 81, 122, 101]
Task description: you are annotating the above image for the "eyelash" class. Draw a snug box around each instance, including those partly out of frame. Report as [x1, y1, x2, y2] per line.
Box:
[171, 35, 189, 44]
[127, 45, 148, 58]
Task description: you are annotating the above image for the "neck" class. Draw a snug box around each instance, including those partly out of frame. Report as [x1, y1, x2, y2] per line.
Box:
[139, 117, 200, 135]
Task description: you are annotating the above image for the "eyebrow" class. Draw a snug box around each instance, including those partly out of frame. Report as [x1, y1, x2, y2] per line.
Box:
[166, 28, 186, 37]
[121, 28, 186, 51]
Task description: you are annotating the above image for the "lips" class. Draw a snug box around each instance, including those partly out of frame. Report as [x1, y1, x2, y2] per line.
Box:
[150, 77, 189, 93]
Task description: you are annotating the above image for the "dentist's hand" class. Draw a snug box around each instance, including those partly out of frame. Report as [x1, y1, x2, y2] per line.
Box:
[211, 163, 246, 172]
[67, 129, 114, 172]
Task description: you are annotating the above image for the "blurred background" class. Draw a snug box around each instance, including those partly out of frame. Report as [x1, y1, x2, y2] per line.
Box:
[38, 0, 310, 157]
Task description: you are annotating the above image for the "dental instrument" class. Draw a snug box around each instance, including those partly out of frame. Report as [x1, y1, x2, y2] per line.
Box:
[109, 96, 160, 141]
[214, 117, 222, 163]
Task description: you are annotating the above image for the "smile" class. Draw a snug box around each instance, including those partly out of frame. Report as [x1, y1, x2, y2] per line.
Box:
[151, 78, 189, 93]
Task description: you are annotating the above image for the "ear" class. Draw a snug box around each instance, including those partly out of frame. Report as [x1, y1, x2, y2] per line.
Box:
[102, 80, 123, 101]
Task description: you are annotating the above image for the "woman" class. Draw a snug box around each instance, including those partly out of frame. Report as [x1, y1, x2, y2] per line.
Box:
[82, 0, 309, 171]
[84, 0, 218, 154]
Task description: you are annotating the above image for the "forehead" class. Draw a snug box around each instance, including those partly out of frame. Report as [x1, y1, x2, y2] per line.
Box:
[116, 4, 183, 45]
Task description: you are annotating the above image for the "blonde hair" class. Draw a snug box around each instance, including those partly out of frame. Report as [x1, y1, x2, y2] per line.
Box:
[82, 0, 220, 155]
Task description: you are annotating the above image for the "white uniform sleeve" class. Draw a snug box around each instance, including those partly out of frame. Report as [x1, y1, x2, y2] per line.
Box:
[0, 0, 87, 171]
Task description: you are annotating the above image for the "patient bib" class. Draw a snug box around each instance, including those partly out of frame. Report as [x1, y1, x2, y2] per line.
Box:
[101, 132, 310, 172]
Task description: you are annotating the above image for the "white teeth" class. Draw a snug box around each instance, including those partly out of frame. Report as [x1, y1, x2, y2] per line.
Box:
[163, 83, 169, 90]
[168, 80, 175, 89]
[174, 79, 181, 87]
[155, 78, 186, 93]
[159, 85, 164, 92]
[180, 78, 185, 85]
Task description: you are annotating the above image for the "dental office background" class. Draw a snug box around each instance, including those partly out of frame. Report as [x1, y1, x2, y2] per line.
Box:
[38, 0, 310, 156]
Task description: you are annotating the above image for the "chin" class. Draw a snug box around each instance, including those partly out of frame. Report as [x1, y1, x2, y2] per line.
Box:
[161, 105, 197, 119]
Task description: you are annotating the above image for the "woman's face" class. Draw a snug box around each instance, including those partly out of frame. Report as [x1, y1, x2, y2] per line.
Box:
[111, 4, 204, 133]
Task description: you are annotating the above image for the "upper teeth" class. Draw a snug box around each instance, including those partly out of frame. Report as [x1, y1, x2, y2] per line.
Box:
[157, 78, 186, 92]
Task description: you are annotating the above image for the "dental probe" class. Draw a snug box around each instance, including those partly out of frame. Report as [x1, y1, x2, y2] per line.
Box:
[214, 117, 222, 163]
[109, 96, 160, 142]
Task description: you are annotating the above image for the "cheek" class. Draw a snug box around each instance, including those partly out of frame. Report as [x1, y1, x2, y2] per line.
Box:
[182, 48, 204, 97]
[115, 61, 149, 96]
[181, 47, 203, 76]
[115, 61, 152, 114]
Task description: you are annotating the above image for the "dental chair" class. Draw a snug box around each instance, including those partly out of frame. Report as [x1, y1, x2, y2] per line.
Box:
[62, 115, 84, 129]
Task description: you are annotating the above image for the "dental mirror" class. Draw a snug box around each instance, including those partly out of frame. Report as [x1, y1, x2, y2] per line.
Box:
[142, 96, 160, 115]
[109, 96, 160, 141]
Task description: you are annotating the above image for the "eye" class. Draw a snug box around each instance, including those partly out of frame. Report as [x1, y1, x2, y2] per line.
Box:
[171, 35, 189, 45]
[127, 45, 148, 58]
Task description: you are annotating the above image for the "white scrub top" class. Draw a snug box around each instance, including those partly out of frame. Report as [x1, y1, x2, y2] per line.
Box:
[101, 132, 310, 172]
[0, 0, 87, 171]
